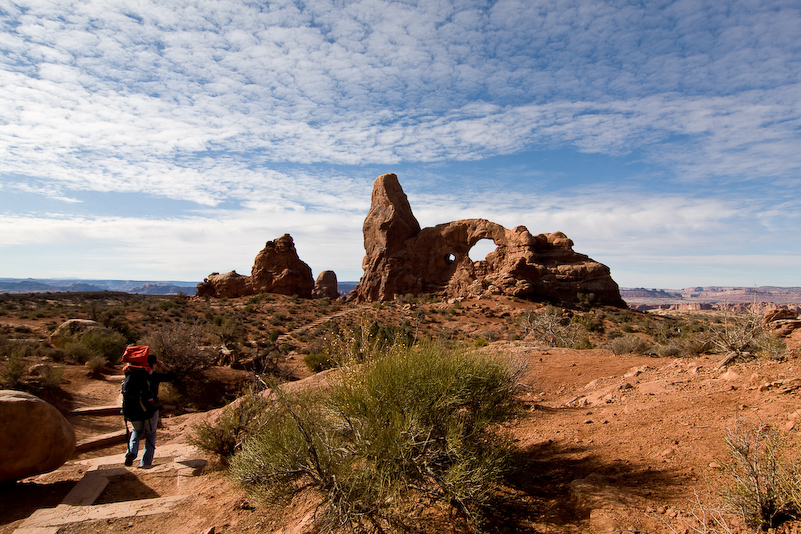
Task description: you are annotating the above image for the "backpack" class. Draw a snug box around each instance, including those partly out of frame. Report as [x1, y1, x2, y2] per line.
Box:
[121, 346, 151, 371]
[121, 368, 154, 421]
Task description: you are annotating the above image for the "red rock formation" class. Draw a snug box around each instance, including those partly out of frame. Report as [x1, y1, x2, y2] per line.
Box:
[312, 270, 339, 299]
[197, 234, 314, 298]
[351, 173, 626, 307]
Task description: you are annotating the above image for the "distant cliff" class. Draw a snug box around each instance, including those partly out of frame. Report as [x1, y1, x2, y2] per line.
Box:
[0, 279, 197, 295]
[622, 286, 801, 312]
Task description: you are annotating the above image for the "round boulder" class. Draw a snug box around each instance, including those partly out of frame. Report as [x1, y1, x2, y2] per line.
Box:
[312, 270, 339, 300]
[0, 390, 76, 482]
[50, 319, 113, 348]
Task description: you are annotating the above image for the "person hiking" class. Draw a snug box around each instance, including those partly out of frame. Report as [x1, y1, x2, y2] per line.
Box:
[121, 349, 176, 468]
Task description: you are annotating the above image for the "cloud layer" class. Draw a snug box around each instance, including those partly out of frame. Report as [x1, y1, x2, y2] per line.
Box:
[1, 0, 799, 286]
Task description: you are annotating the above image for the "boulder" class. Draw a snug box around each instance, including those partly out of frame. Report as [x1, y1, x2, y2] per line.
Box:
[197, 234, 314, 299]
[0, 390, 76, 482]
[351, 173, 626, 307]
[196, 271, 251, 298]
[764, 309, 798, 323]
[50, 319, 114, 348]
[312, 270, 339, 300]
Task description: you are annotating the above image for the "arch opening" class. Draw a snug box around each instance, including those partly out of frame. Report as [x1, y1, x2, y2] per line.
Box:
[468, 239, 498, 262]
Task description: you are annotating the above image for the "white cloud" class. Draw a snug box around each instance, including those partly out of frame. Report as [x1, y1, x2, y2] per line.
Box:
[1, 0, 800, 286]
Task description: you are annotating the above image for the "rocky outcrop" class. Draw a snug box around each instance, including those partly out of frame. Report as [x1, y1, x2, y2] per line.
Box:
[312, 270, 339, 299]
[351, 173, 625, 307]
[0, 390, 76, 482]
[197, 234, 315, 299]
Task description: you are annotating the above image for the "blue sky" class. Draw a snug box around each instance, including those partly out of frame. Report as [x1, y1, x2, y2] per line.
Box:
[1, 0, 799, 288]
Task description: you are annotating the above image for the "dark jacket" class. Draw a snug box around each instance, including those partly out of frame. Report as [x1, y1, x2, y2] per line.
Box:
[121, 366, 155, 421]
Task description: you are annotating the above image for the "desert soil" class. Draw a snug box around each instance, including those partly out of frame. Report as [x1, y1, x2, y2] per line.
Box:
[2, 297, 801, 534]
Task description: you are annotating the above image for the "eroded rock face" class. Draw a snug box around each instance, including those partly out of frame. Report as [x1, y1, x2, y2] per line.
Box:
[0, 390, 76, 482]
[312, 270, 339, 300]
[197, 234, 315, 298]
[351, 173, 626, 307]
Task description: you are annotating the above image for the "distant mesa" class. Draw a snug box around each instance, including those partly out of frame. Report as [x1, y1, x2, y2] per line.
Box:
[0, 279, 195, 295]
[349, 173, 626, 307]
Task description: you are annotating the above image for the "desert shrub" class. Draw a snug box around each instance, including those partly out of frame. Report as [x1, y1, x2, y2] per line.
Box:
[230, 342, 526, 531]
[86, 355, 108, 375]
[303, 351, 334, 372]
[142, 323, 209, 375]
[207, 315, 247, 348]
[36, 364, 64, 388]
[270, 312, 288, 325]
[190, 389, 270, 465]
[575, 291, 596, 310]
[677, 332, 714, 356]
[520, 306, 589, 349]
[706, 307, 766, 357]
[80, 329, 127, 362]
[97, 311, 139, 343]
[754, 333, 786, 361]
[60, 339, 96, 363]
[654, 342, 682, 358]
[718, 422, 801, 530]
[308, 319, 415, 370]
[1, 350, 27, 389]
[575, 312, 605, 333]
[607, 335, 653, 356]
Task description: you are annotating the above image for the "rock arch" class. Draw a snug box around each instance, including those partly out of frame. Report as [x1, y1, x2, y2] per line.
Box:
[351, 174, 626, 307]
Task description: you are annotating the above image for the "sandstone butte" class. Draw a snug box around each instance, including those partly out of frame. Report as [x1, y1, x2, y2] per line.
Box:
[196, 233, 315, 299]
[196, 173, 626, 308]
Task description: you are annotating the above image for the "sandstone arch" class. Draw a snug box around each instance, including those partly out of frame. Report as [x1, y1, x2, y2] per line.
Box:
[351, 174, 626, 307]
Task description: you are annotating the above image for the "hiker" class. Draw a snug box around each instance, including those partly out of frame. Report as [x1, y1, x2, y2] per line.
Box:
[121, 347, 176, 468]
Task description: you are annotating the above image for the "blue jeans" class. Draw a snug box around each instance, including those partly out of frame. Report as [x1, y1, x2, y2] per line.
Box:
[127, 410, 159, 467]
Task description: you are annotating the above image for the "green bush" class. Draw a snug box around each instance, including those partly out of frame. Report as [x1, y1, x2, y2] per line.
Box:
[190, 389, 270, 465]
[86, 355, 108, 375]
[1, 350, 27, 389]
[229, 342, 526, 531]
[303, 351, 334, 372]
[80, 329, 127, 363]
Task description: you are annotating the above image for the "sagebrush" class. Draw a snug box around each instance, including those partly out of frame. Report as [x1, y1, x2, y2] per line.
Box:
[229, 341, 526, 532]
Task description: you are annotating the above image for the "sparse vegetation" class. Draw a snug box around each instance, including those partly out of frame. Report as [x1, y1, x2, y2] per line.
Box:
[520, 306, 591, 349]
[607, 334, 653, 356]
[718, 421, 801, 531]
[190, 388, 271, 465]
[229, 341, 526, 532]
[1, 290, 800, 533]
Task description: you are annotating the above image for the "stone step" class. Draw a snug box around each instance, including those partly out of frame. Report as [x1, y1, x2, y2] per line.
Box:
[74, 430, 128, 455]
[70, 405, 122, 416]
[14, 444, 206, 533]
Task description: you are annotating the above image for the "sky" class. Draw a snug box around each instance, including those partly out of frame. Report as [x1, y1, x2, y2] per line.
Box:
[1, 0, 800, 289]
